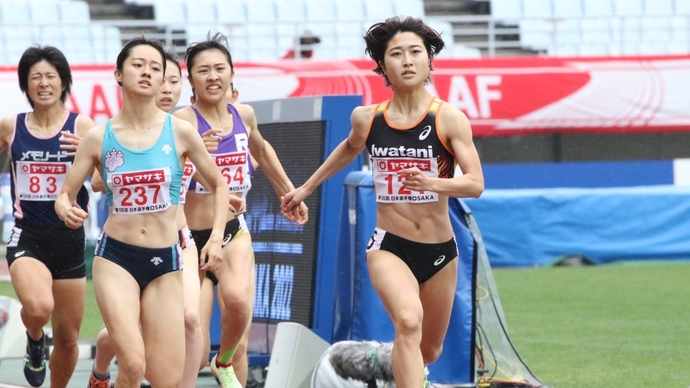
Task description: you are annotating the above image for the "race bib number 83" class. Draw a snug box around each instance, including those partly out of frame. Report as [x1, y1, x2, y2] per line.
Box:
[16, 161, 70, 201]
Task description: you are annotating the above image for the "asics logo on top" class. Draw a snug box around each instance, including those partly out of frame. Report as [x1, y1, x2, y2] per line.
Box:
[162, 144, 172, 155]
[151, 257, 163, 266]
[419, 125, 432, 140]
[434, 255, 446, 266]
[14, 251, 25, 258]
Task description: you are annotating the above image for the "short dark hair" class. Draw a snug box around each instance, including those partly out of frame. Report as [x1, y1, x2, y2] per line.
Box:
[185, 32, 234, 74]
[17, 45, 72, 108]
[115, 36, 167, 86]
[364, 16, 445, 86]
[164, 46, 182, 77]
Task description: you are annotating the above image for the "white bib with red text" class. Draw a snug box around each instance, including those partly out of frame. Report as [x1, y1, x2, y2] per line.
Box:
[108, 167, 172, 214]
[179, 160, 196, 205]
[194, 151, 251, 196]
[15, 161, 70, 201]
[372, 157, 439, 203]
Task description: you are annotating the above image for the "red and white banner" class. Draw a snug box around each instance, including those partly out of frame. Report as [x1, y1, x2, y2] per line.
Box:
[2, 54, 689, 137]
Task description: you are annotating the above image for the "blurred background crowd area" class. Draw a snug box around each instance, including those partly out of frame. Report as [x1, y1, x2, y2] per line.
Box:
[0, 0, 688, 64]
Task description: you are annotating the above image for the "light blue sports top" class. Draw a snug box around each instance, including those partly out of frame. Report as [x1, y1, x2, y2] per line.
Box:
[100, 114, 183, 215]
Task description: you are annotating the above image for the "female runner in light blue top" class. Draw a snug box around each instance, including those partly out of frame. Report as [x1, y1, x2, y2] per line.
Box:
[55, 37, 229, 388]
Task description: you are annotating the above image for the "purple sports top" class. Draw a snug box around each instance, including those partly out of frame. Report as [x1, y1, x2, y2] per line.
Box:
[188, 104, 254, 199]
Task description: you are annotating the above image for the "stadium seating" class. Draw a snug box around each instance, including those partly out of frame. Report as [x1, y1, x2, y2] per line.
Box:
[216, 0, 247, 25]
[0, 0, 126, 65]
[552, 0, 583, 18]
[582, 0, 613, 17]
[490, 0, 522, 21]
[491, 0, 690, 56]
[522, 0, 552, 19]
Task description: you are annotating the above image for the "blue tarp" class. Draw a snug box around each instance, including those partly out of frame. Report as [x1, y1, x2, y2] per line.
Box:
[463, 185, 690, 267]
[332, 171, 476, 384]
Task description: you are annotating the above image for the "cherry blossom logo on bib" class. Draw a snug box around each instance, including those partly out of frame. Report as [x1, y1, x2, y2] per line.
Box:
[105, 148, 125, 172]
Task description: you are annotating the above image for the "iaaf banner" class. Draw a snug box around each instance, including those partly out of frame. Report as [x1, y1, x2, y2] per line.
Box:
[1, 55, 689, 137]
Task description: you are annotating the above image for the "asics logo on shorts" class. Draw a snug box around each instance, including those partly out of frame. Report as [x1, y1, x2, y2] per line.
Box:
[222, 233, 233, 246]
[419, 125, 432, 140]
[151, 257, 163, 266]
[434, 255, 446, 266]
[14, 251, 25, 258]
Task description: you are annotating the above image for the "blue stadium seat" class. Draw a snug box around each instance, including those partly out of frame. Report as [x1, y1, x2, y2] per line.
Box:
[552, 19, 580, 45]
[186, 0, 217, 24]
[3, 26, 37, 64]
[610, 18, 641, 43]
[677, 0, 690, 15]
[490, 0, 522, 21]
[613, 0, 643, 17]
[30, 1, 59, 25]
[155, 0, 185, 25]
[394, 0, 425, 18]
[607, 42, 637, 55]
[363, 0, 395, 22]
[245, 23, 280, 60]
[246, 0, 277, 23]
[275, 0, 306, 23]
[0, 0, 32, 25]
[582, 0, 613, 17]
[0, 28, 7, 64]
[186, 24, 224, 44]
[670, 16, 689, 41]
[226, 25, 249, 60]
[640, 17, 671, 42]
[91, 25, 122, 63]
[58, 0, 90, 23]
[668, 41, 689, 53]
[305, 0, 336, 22]
[332, 21, 364, 58]
[216, 0, 247, 25]
[580, 19, 611, 44]
[450, 44, 482, 58]
[638, 42, 669, 54]
[62, 25, 93, 59]
[334, 0, 364, 22]
[578, 44, 610, 56]
[522, 0, 553, 18]
[519, 19, 552, 50]
[552, 0, 582, 18]
[276, 22, 299, 53]
[38, 25, 64, 48]
[644, 0, 673, 16]
[546, 44, 578, 56]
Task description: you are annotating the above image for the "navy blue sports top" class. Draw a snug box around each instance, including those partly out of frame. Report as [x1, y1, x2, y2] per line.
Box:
[9, 111, 89, 225]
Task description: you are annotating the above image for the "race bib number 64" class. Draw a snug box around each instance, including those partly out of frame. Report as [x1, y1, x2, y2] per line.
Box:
[195, 151, 251, 194]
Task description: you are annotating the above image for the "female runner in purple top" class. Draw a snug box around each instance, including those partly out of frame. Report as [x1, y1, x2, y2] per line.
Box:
[174, 32, 308, 387]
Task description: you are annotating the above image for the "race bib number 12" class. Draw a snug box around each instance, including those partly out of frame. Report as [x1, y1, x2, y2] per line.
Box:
[372, 158, 439, 203]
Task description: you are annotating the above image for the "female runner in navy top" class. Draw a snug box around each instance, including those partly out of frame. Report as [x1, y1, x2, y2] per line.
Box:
[0, 45, 95, 388]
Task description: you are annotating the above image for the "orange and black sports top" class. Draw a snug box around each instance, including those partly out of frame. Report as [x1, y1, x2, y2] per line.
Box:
[365, 98, 456, 203]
